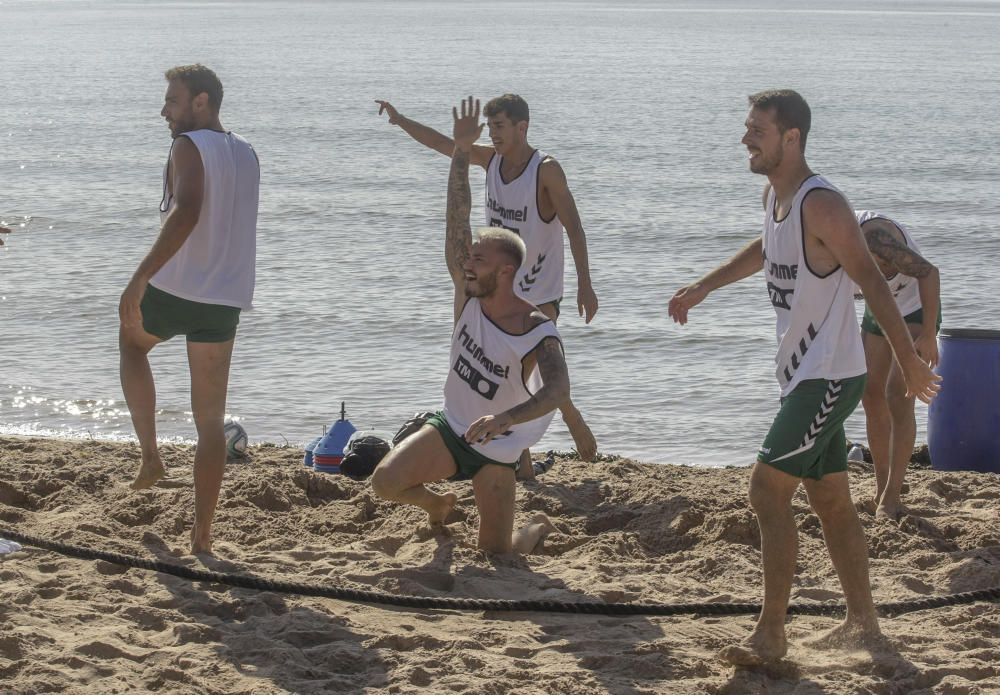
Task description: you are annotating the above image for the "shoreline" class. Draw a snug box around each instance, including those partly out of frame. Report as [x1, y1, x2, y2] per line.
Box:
[1, 435, 998, 693]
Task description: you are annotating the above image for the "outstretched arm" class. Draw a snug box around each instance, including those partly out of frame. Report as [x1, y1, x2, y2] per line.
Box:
[446, 97, 485, 323]
[464, 336, 570, 445]
[539, 159, 598, 323]
[804, 192, 940, 402]
[119, 136, 204, 328]
[864, 222, 941, 366]
[667, 237, 764, 325]
[376, 99, 493, 168]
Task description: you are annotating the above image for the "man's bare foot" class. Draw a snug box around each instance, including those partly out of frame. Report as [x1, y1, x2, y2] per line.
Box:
[527, 512, 557, 552]
[718, 630, 787, 666]
[803, 619, 883, 651]
[516, 451, 536, 481]
[427, 492, 458, 526]
[875, 502, 905, 521]
[512, 512, 558, 554]
[130, 454, 165, 490]
[190, 524, 213, 555]
[563, 409, 597, 462]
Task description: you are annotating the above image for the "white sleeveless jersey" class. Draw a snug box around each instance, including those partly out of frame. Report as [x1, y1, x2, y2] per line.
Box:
[485, 150, 565, 305]
[443, 298, 561, 463]
[152, 129, 260, 309]
[763, 175, 866, 396]
[855, 210, 924, 317]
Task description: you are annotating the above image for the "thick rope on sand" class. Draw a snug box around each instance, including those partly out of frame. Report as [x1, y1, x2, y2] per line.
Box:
[3, 528, 997, 618]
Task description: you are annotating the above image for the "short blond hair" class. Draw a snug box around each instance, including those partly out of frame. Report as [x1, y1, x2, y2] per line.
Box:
[474, 227, 525, 268]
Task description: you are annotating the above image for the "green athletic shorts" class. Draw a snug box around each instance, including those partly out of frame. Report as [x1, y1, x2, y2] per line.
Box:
[425, 411, 519, 481]
[861, 305, 942, 337]
[757, 375, 866, 480]
[537, 297, 562, 320]
[140, 284, 241, 343]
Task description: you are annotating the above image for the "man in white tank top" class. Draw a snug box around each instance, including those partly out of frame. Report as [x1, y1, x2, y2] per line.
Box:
[372, 98, 581, 555]
[668, 91, 940, 665]
[375, 94, 597, 478]
[855, 212, 941, 520]
[118, 65, 260, 555]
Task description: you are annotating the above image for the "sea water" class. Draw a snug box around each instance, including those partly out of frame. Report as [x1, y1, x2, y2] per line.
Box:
[2, 0, 999, 465]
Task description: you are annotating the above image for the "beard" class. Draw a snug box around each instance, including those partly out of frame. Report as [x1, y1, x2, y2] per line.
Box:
[169, 113, 197, 138]
[749, 147, 783, 175]
[465, 270, 499, 298]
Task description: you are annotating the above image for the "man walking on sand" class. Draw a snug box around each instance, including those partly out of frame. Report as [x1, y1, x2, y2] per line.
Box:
[855, 210, 941, 520]
[119, 64, 259, 555]
[376, 95, 597, 476]
[668, 90, 940, 665]
[371, 97, 571, 554]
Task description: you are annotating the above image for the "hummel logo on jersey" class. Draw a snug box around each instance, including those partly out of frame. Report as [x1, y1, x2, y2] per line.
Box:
[764, 249, 798, 281]
[767, 282, 794, 310]
[457, 324, 511, 378]
[487, 196, 529, 224]
[453, 355, 500, 400]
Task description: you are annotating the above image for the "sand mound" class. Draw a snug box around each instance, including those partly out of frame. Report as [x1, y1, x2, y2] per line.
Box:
[1, 436, 998, 693]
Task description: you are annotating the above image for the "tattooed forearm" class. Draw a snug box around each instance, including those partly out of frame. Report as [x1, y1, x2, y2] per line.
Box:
[503, 337, 570, 424]
[865, 226, 936, 278]
[446, 148, 472, 280]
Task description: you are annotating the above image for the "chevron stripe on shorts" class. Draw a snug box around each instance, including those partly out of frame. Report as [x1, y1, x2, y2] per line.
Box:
[798, 379, 842, 449]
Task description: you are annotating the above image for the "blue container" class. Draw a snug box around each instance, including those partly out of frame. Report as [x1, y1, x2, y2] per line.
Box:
[313, 418, 356, 474]
[928, 328, 1000, 472]
[303, 436, 323, 467]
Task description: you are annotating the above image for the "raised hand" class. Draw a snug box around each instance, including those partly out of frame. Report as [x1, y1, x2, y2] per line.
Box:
[452, 96, 484, 151]
[375, 100, 401, 125]
[667, 282, 709, 325]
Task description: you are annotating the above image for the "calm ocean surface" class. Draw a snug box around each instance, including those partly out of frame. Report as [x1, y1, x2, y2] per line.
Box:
[2, 0, 999, 466]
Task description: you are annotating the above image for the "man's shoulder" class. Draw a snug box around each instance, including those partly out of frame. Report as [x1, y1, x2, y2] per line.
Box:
[801, 186, 858, 241]
[801, 184, 849, 214]
[537, 153, 561, 170]
[537, 155, 571, 190]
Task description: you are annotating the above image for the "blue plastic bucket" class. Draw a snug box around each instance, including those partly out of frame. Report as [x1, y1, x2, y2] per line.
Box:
[303, 436, 323, 467]
[928, 328, 1000, 472]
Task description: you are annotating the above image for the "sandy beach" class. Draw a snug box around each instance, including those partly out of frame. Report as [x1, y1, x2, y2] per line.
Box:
[0, 435, 997, 694]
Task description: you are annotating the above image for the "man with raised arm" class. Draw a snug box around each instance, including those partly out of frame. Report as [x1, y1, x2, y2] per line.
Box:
[668, 90, 940, 665]
[376, 95, 597, 476]
[119, 64, 259, 555]
[855, 211, 941, 520]
[371, 97, 571, 554]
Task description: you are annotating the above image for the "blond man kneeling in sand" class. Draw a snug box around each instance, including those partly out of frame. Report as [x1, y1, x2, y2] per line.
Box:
[371, 98, 575, 554]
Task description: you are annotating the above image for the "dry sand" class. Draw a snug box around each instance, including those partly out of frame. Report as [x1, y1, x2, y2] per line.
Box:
[1, 435, 998, 694]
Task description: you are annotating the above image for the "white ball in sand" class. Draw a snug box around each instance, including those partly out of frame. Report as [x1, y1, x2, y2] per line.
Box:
[224, 420, 249, 460]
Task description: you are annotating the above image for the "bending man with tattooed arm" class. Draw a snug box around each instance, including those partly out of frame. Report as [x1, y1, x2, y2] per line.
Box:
[371, 97, 574, 554]
[856, 211, 941, 521]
